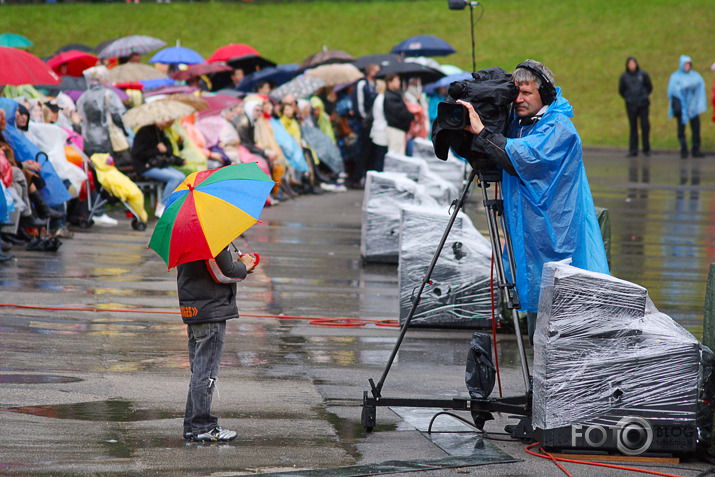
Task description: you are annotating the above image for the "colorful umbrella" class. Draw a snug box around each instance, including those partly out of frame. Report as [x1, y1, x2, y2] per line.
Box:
[197, 93, 242, 117]
[171, 62, 232, 81]
[148, 163, 275, 269]
[268, 75, 325, 102]
[390, 34, 456, 57]
[0, 33, 33, 49]
[207, 44, 261, 63]
[149, 46, 204, 65]
[47, 50, 98, 77]
[0, 47, 60, 85]
[98, 35, 166, 59]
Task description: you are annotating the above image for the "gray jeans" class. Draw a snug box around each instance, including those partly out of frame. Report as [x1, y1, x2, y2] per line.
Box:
[184, 321, 226, 434]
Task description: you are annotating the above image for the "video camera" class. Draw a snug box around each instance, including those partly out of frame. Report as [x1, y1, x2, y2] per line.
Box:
[431, 67, 518, 174]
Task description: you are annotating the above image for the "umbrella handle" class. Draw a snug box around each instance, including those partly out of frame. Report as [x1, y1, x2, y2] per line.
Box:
[240, 252, 260, 267]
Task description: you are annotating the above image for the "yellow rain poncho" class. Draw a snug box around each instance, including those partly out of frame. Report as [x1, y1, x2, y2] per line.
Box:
[89, 153, 148, 223]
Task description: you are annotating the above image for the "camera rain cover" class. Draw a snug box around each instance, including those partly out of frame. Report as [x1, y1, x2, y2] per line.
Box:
[432, 67, 518, 160]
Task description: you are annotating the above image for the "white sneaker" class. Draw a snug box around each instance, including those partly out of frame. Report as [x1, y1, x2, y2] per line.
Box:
[319, 183, 348, 192]
[93, 214, 118, 226]
[155, 203, 165, 218]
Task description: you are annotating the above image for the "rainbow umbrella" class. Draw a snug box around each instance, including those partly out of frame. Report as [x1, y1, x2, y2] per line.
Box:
[148, 163, 275, 269]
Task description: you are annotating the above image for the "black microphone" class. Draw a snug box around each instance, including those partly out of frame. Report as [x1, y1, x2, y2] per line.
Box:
[448, 0, 467, 10]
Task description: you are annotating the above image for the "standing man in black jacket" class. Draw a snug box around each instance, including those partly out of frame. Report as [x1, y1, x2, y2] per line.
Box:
[619, 57, 653, 157]
[177, 244, 256, 442]
[383, 73, 415, 155]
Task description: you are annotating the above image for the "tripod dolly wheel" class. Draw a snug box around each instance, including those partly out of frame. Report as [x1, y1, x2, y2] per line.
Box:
[361, 391, 376, 433]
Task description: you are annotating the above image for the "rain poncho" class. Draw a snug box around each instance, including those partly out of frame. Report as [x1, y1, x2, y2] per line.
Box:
[270, 117, 309, 173]
[502, 88, 609, 313]
[0, 98, 71, 207]
[310, 96, 336, 144]
[165, 120, 207, 175]
[668, 55, 707, 124]
[76, 67, 127, 154]
[89, 153, 148, 223]
[24, 121, 87, 198]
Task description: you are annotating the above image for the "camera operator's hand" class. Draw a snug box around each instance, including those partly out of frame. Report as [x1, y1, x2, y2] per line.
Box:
[457, 100, 485, 135]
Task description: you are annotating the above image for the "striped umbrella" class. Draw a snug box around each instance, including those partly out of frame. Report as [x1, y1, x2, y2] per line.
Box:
[148, 163, 274, 269]
[98, 35, 166, 59]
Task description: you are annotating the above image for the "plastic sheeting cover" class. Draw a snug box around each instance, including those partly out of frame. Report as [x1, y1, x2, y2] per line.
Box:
[532, 261, 701, 431]
[384, 152, 459, 206]
[411, 137, 469, 186]
[361, 171, 437, 263]
[398, 204, 498, 326]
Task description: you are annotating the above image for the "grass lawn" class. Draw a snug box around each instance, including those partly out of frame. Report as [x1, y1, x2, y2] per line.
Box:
[1, 0, 714, 150]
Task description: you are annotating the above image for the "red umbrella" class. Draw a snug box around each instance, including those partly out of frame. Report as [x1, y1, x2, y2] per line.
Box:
[47, 49, 98, 77]
[171, 62, 233, 81]
[0, 46, 60, 85]
[207, 44, 261, 63]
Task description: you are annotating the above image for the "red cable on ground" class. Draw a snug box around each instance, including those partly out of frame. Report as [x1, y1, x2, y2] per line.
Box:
[525, 442, 685, 477]
[0, 303, 401, 328]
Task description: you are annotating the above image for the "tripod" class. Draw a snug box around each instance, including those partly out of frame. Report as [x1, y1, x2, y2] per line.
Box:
[361, 166, 531, 433]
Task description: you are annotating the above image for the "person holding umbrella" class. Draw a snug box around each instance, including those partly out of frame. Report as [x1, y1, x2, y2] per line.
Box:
[148, 163, 274, 442]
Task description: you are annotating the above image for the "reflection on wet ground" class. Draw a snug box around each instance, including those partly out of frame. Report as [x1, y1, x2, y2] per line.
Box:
[0, 151, 714, 475]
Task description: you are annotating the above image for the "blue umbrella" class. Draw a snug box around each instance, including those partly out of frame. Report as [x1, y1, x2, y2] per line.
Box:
[236, 64, 299, 92]
[149, 46, 204, 65]
[424, 72, 472, 95]
[391, 34, 456, 57]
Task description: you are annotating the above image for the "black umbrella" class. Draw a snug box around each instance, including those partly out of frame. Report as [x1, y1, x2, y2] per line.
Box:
[353, 53, 402, 71]
[227, 55, 276, 73]
[53, 43, 94, 56]
[374, 61, 445, 83]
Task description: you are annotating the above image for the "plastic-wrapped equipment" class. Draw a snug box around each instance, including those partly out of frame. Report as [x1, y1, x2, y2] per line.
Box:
[533, 260, 712, 454]
[411, 137, 469, 186]
[384, 152, 459, 206]
[361, 171, 437, 263]
[398, 204, 498, 327]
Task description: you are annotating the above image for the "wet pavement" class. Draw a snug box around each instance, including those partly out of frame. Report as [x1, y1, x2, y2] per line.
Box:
[1, 149, 715, 476]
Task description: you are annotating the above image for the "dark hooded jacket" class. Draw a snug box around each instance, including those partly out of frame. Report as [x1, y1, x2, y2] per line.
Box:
[619, 57, 652, 108]
[176, 246, 247, 325]
[384, 89, 414, 132]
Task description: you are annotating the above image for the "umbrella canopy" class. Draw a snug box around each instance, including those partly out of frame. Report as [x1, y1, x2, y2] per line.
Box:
[374, 61, 445, 83]
[197, 93, 242, 117]
[172, 62, 232, 81]
[148, 162, 275, 269]
[305, 63, 363, 87]
[207, 43, 260, 63]
[109, 63, 169, 83]
[236, 64, 299, 92]
[53, 43, 93, 55]
[161, 93, 209, 111]
[0, 47, 60, 85]
[143, 84, 199, 98]
[353, 53, 402, 71]
[149, 46, 204, 66]
[424, 72, 473, 95]
[123, 99, 196, 129]
[299, 49, 354, 71]
[390, 34, 456, 57]
[47, 50, 98, 77]
[0, 33, 33, 49]
[98, 35, 166, 59]
[269, 75, 325, 102]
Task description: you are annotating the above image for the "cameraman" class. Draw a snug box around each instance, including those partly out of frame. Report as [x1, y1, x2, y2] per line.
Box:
[458, 59, 609, 344]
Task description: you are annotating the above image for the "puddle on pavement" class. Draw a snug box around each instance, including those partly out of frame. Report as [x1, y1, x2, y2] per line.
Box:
[0, 374, 82, 384]
[3, 399, 181, 422]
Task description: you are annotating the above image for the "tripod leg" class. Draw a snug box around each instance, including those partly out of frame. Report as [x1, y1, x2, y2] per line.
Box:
[479, 179, 531, 393]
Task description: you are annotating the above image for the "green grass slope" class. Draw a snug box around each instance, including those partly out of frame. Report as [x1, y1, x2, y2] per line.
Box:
[1, 0, 713, 150]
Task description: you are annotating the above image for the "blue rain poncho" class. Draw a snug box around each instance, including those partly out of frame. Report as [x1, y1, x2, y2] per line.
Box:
[270, 117, 309, 173]
[667, 55, 707, 124]
[502, 87, 609, 313]
[0, 98, 71, 207]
